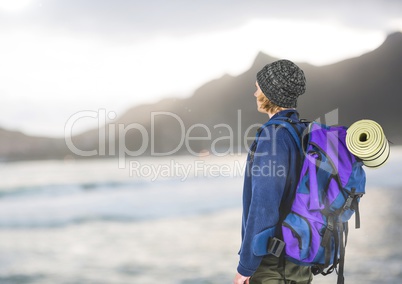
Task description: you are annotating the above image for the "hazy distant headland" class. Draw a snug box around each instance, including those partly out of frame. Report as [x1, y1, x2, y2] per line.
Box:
[1, 32, 402, 162]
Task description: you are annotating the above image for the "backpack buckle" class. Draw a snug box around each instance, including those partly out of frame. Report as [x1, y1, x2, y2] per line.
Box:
[267, 237, 285, 257]
[343, 195, 354, 211]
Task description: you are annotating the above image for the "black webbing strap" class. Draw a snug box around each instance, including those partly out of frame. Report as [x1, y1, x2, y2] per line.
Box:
[332, 221, 340, 277]
[352, 195, 361, 229]
[350, 188, 361, 229]
[336, 189, 360, 284]
[337, 222, 347, 284]
[319, 188, 358, 283]
[344, 222, 349, 247]
[321, 213, 334, 268]
[342, 188, 361, 229]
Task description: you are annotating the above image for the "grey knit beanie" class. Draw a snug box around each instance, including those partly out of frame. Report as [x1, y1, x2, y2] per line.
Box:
[256, 59, 306, 108]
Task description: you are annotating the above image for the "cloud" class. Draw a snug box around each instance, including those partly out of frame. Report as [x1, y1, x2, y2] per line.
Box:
[1, 0, 401, 41]
[0, 0, 401, 137]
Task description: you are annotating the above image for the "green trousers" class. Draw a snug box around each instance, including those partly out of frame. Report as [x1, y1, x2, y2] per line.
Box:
[250, 255, 313, 284]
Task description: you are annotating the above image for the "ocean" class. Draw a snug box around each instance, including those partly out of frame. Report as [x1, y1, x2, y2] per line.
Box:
[0, 147, 401, 284]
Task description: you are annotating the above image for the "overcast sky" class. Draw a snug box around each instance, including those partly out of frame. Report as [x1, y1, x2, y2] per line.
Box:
[1, 0, 401, 137]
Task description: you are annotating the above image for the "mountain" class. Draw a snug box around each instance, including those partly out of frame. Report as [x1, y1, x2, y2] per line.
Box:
[91, 31, 401, 156]
[1, 32, 402, 161]
[0, 128, 67, 162]
[297, 32, 402, 143]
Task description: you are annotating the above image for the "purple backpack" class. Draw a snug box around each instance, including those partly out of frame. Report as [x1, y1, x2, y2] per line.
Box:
[267, 120, 366, 284]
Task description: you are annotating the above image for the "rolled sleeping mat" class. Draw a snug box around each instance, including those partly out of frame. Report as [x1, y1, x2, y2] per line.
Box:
[346, 119, 390, 168]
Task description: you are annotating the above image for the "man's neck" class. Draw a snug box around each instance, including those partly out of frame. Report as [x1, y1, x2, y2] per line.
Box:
[267, 108, 293, 118]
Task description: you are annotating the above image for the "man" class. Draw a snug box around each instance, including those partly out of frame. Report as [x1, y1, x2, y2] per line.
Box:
[234, 60, 313, 284]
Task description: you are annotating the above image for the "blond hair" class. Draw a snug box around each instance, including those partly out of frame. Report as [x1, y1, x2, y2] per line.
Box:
[257, 92, 285, 114]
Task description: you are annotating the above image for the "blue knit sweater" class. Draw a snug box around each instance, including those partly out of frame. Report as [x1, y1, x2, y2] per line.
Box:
[237, 110, 306, 276]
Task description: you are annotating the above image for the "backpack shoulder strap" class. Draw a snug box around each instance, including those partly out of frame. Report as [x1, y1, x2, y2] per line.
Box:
[264, 117, 303, 153]
[263, 115, 306, 273]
